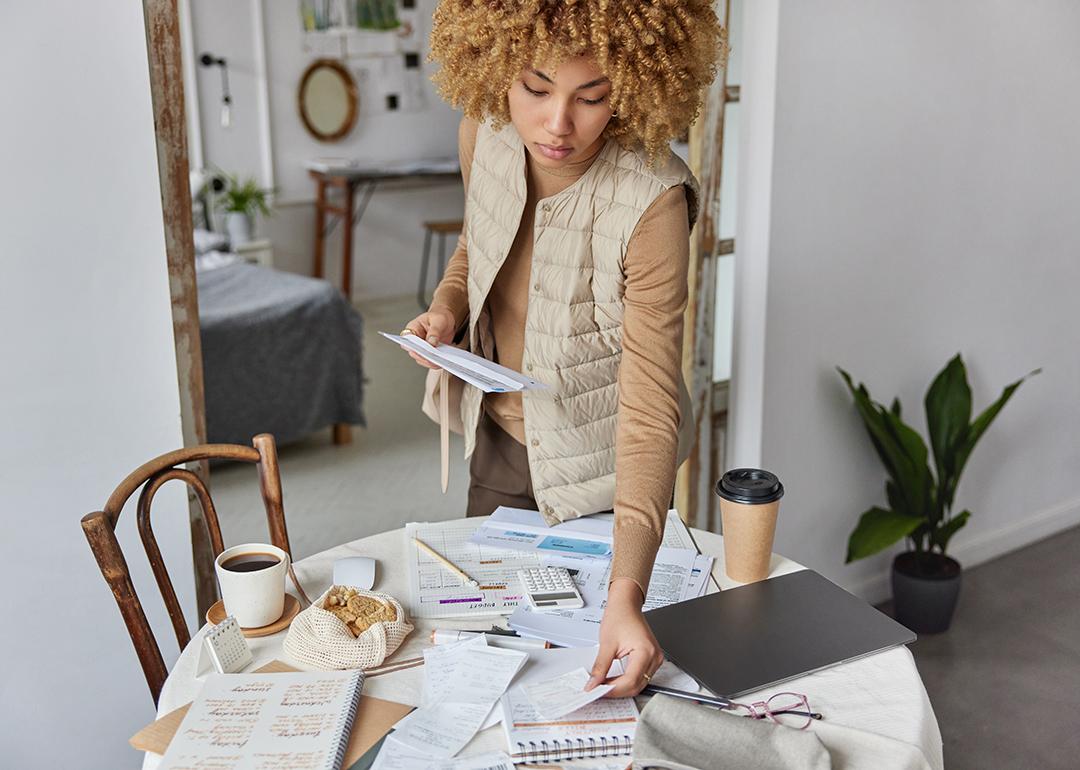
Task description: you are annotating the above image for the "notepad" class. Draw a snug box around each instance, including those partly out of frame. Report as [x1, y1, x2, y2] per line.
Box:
[159, 670, 364, 770]
[499, 683, 637, 764]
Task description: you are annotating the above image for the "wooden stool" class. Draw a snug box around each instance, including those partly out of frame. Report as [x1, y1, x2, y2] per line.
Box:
[417, 220, 463, 310]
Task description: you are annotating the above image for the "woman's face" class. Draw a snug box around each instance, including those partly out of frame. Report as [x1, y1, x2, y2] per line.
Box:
[507, 56, 614, 169]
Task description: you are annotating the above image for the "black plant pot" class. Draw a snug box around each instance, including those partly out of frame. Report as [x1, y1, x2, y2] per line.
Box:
[891, 552, 962, 634]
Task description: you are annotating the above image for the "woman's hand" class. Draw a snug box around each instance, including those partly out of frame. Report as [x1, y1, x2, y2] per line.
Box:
[586, 578, 664, 698]
[401, 304, 457, 369]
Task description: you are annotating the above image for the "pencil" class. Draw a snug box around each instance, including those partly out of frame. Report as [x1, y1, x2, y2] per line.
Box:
[412, 536, 480, 587]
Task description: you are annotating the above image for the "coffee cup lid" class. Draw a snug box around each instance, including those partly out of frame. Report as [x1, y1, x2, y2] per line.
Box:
[715, 468, 784, 504]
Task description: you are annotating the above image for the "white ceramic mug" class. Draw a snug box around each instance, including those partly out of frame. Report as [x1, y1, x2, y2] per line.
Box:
[214, 542, 289, 628]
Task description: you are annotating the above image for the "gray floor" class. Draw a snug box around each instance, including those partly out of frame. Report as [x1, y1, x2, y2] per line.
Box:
[879, 525, 1080, 770]
[210, 294, 1080, 770]
[208, 295, 472, 562]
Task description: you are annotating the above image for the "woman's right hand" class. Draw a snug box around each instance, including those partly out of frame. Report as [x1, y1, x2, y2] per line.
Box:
[401, 304, 457, 370]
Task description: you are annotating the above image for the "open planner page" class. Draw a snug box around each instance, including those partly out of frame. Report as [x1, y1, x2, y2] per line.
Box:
[160, 670, 362, 770]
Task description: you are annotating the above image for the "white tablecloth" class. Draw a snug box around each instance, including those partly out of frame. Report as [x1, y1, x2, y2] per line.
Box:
[144, 520, 943, 770]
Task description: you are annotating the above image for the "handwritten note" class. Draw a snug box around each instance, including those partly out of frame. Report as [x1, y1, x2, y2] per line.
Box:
[159, 671, 362, 770]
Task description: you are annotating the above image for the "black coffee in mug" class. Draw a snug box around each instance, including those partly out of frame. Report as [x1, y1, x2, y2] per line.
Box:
[221, 552, 281, 573]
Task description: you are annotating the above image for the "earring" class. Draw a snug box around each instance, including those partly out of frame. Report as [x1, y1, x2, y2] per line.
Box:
[611, 111, 618, 118]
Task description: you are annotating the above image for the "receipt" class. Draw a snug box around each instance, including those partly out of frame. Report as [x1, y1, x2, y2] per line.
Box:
[391, 642, 528, 758]
[390, 701, 492, 759]
[421, 635, 489, 707]
[520, 667, 613, 720]
[372, 736, 515, 769]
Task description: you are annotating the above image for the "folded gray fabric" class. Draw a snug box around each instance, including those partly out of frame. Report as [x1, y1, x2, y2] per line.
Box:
[632, 694, 832, 770]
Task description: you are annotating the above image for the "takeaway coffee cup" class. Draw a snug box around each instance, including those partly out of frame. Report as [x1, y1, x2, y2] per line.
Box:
[715, 468, 785, 583]
[214, 542, 289, 628]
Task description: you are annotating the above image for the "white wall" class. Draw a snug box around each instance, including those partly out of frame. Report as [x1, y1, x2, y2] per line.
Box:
[188, 0, 465, 300]
[0, 4, 193, 768]
[732, 0, 1080, 600]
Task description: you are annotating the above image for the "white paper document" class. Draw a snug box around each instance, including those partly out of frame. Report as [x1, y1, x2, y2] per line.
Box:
[500, 685, 638, 764]
[392, 640, 528, 758]
[421, 635, 491, 707]
[406, 520, 542, 619]
[508, 547, 699, 647]
[683, 554, 715, 600]
[470, 507, 697, 560]
[382, 332, 548, 393]
[521, 667, 613, 720]
[372, 738, 514, 770]
[391, 702, 493, 759]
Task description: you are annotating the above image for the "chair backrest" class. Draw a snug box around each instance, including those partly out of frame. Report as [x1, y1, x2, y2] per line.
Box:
[81, 433, 293, 704]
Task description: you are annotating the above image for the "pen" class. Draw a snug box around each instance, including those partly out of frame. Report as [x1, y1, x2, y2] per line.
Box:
[430, 629, 551, 650]
[412, 537, 480, 587]
[643, 685, 823, 721]
[642, 684, 733, 709]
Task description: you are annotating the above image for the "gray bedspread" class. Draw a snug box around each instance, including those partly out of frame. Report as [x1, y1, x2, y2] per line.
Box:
[197, 262, 365, 446]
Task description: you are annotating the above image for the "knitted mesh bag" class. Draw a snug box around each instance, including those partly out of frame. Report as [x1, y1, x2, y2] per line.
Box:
[283, 587, 413, 670]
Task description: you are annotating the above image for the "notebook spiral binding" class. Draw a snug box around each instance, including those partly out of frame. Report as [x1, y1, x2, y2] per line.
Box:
[327, 670, 366, 770]
[516, 735, 632, 763]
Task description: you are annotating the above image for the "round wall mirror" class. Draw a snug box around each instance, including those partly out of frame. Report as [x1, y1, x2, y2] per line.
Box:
[298, 59, 358, 142]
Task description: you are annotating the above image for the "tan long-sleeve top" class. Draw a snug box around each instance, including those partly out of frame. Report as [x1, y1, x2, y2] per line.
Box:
[432, 119, 689, 597]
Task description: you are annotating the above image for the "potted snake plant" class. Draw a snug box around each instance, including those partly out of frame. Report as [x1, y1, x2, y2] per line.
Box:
[837, 355, 1038, 633]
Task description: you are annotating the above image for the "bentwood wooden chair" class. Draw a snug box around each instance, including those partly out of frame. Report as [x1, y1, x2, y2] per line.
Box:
[81, 433, 310, 704]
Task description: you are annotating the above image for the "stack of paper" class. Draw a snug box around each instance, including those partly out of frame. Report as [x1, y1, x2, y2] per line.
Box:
[373, 635, 527, 767]
[381, 332, 548, 394]
[474, 508, 714, 648]
[404, 520, 544, 619]
[496, 647, 639, 764]
[371, 645, 648, 768]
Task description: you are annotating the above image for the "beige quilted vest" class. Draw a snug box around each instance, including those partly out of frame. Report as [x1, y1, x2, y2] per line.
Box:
[462, 122, 699, 524]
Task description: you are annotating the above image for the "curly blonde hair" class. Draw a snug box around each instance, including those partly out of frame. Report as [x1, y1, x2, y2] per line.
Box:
[428, 0, 729, 162]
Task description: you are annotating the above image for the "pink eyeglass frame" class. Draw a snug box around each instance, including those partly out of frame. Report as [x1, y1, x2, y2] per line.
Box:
[726, 691, 823, 730]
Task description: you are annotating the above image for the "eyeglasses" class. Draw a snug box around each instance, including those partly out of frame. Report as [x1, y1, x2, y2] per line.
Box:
[725, 692, 823, 730]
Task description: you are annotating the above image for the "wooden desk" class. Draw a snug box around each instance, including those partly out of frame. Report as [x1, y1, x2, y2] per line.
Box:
[308, 161, 461, 298]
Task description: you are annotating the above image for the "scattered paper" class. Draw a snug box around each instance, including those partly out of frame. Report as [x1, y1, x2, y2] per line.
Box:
[405, 520, 542, 619]
[521, 667, 613, 720]
[392, 641, 528, 758]
[469, 507, 696, 558]
[421, 635, 489, 707]
[391, 701, 492, 759]
[508, 547, 699, 648]
[372, 737, 514, 770]
[500, 684, 638, 762]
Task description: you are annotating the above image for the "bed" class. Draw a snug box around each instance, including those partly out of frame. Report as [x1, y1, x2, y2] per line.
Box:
[195, 232, 365, 446]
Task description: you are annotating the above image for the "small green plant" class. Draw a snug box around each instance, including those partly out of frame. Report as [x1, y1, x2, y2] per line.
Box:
[217, 173, 273, 218]
[837, 355, 1038, 565]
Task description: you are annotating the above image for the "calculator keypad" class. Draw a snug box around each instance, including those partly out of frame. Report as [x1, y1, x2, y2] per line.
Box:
[517, 567, 584, 611]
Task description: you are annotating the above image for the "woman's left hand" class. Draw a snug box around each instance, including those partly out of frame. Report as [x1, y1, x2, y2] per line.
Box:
[586, 578, 664, 698]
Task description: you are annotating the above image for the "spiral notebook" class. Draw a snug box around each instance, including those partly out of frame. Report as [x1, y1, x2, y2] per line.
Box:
[499, 684, 638, 764]
[159, 670, 364, 770]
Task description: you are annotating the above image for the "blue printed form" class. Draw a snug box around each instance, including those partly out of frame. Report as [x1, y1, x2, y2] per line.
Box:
[537, 536, 612, 557]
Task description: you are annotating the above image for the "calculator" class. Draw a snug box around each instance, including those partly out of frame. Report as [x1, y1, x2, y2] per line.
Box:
[517, 567, 585, 611]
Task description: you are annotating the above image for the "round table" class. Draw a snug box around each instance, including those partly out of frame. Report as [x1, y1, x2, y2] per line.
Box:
[145, 519, 943, 770]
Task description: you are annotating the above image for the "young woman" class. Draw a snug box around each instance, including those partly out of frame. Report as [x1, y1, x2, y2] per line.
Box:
[402, 0, 727, 697]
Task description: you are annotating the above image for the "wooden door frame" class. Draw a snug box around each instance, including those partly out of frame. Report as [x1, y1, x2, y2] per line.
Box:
[676, 0, 734, 530]
[143, 0, 216, 617]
